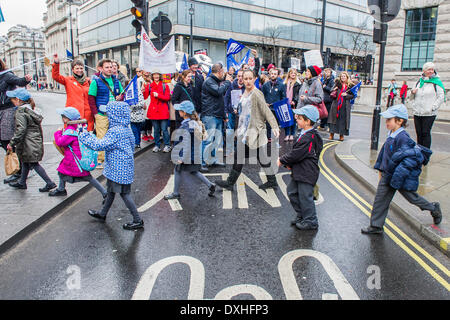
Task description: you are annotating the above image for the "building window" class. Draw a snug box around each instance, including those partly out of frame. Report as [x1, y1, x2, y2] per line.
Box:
[402, 7, 438, 71]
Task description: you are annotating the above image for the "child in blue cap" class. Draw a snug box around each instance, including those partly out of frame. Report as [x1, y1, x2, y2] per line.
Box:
[164, 100, 216, 200]
[361, 104, 442, 234]
[278, 105, 324, 230]
[6, 88, 57, 191]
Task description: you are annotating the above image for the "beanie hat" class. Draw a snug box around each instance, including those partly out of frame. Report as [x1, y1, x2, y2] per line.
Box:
[307, 65, 322, 78]
[267, 64, 275, 71]
[188, 57, 198, 67]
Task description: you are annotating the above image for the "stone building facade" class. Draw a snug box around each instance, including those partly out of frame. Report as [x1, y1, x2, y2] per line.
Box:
[43, 0, 83, 89]
[371, 0, 449, 115]
[1, 25, 46, 83]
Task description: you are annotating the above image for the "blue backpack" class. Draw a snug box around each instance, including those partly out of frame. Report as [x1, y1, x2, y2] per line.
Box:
[63, 127, 98, 172]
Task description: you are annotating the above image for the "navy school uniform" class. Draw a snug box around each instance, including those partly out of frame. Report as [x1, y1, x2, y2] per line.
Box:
[279, 128, 324, 228]
[370, 127, 436, 228]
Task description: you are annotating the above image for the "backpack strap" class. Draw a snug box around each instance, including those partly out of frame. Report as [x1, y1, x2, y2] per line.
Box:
[67, 145, 83, 173]
[62, 129, 79, 137]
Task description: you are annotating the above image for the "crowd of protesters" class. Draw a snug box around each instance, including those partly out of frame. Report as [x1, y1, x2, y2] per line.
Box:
[0, 51, 444, 232]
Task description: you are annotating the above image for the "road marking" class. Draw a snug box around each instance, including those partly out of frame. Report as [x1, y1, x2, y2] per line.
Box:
[320, 142, 450, 291]
[278, 249, 359, 300]
[214, 285, 273, 300]
[441, 238, 450, 251]
[132, 251, 356, 300]
[132, 255, 205, 300]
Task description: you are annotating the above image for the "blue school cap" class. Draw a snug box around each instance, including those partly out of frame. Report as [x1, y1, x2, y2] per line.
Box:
[380, 104, 408, 120]
[174, 100, 195, 115]
[6, 88, 31, 101]
[293, 105, 320, 123]
[56, 107, 81, 121]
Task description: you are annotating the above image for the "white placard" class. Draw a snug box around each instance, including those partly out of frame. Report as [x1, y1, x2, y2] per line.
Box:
[139, 27, 177, 74]
[290, 57, 301, 70]
[231, 90, 242, 109]
[303, 50, 324, 68]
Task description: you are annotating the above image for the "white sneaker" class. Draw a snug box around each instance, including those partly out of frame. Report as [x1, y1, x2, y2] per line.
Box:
[163, 146, 172, 153]
[152, 146, 161, 153]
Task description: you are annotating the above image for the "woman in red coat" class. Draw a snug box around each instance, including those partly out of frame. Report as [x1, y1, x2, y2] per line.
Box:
[143, 71, 171, 153]
[400, 81, 408, 104]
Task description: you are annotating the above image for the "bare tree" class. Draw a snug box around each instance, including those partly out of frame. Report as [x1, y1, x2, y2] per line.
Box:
[259, 25, 282, 64]
[339, 20, 375, 75]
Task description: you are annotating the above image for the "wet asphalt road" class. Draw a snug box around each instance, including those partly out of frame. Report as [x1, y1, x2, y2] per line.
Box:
[0, 133, 448, 300]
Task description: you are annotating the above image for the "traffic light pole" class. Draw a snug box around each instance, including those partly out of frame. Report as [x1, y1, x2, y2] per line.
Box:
[370, 0, 388, 151]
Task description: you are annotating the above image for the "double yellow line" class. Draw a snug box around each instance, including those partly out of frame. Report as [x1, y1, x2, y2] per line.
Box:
[319, 141, 450, 291]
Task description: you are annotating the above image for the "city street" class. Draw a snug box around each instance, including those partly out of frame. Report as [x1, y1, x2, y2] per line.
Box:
[0, 93, 448, 300]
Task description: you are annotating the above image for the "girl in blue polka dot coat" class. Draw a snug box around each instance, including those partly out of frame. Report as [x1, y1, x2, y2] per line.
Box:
[79, 101, 144, 230]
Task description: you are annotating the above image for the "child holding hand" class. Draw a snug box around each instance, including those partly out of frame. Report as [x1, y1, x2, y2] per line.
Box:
[50, 107, 107, 199]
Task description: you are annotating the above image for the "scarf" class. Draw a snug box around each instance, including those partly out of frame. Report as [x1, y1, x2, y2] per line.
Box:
[73, 72, 87, 85]
[336, 84, 347, 118]
[419, 76, 446, 100]
[286, 81, 294, 105]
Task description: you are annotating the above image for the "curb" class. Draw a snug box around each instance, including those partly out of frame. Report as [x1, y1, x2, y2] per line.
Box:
[334, 139, 449, 257]
[0, 141, 154, 258]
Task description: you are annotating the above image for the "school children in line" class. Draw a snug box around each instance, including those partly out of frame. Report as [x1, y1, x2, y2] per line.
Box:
[164, 101, 216, 200]
[50, 107, 107, 199]
[278, 105, 323, 231]
[79, 101, 144, 230]
[361, 104, 442, 234]
[6, 88, 57, 192]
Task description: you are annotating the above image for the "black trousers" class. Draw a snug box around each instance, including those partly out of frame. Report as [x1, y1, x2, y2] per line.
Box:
[232, 141, 271, 173]
[387, 95, 395, 108]
[414, 115, 436, 149]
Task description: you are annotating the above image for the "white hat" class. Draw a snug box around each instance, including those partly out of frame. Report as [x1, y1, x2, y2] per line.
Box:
[422, 62, 435, 72]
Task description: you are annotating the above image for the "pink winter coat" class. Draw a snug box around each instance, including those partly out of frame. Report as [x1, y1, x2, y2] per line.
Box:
[54, 124, 90, 177]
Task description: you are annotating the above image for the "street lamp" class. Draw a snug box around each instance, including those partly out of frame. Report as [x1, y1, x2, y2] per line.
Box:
[189, 3, 194, 57]
[67, 0, 75, 57]
[319, 0, 327, 60]
[31, 32, 38, 82]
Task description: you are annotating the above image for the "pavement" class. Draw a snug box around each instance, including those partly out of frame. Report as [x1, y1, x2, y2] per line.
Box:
[0, 139, 154, 257]
[335, 139, 450, 257]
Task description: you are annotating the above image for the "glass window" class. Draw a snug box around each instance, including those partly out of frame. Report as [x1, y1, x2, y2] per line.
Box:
[266, 0, 293, 13]
[108, 21, 120, 41]
[293, 0, 321, 18]
[107, 0, 120, 17]
[402, 7, 438, 71]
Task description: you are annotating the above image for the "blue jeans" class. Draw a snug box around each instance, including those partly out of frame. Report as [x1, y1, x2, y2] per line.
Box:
[201, 115, 223, 166]
[152, 120, 170, 148]
[227, 112, 236, 130]
[284, 124, 296, 137]
[131, 122, 143, 146]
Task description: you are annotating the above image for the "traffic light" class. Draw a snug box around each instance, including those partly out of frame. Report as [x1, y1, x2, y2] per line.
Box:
[131, 0, 148, 34]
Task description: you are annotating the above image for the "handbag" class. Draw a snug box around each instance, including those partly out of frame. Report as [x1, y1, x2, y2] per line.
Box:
[330, 90, 338, 100]
[4, 150, 20, 175]
[313, 101, 329, 119]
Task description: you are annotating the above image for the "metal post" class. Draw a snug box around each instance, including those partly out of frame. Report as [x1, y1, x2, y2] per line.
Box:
[320, 0, 327, 55]
[68, 0, 75, 56]
[370, 0, 387, 150]
[32, 33, 38, 82]
[189, 4, 194, 57]
[22, 51, 26, 77]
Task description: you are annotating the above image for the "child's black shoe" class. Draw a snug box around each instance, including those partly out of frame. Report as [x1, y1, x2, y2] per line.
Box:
[123, 220, 144, 230]
[208, 184, 216, 197]
[49, 189, 67, 197]
[431, 202, 442, 225]
[39, 182, 57, 192]
[88, 210, 106, 221]
[9, 181, 27, 189]
[164, 193, 180, 200]
[361, 226, 383, 235]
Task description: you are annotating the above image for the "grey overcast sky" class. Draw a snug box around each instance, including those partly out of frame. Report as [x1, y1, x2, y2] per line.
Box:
[0, 0, 47, 36]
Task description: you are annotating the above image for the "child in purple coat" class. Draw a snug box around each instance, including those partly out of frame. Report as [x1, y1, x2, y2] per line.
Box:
[49, 107, 107, 199]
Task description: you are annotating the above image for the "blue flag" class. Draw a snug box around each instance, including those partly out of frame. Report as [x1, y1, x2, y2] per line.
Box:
[349, 81, 361, 105]
[66, 50, 74, 59]
[226, 38, 245, 56]
[227, 50, 250, 71]
[273, 98, 295, 128]
[180, 54, 189, 72]
[0, 5, 5, 23]
[124, 76, 139, 106]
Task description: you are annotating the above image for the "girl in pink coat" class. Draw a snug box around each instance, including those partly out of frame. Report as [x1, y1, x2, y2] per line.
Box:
[50, 107, 107, 199]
